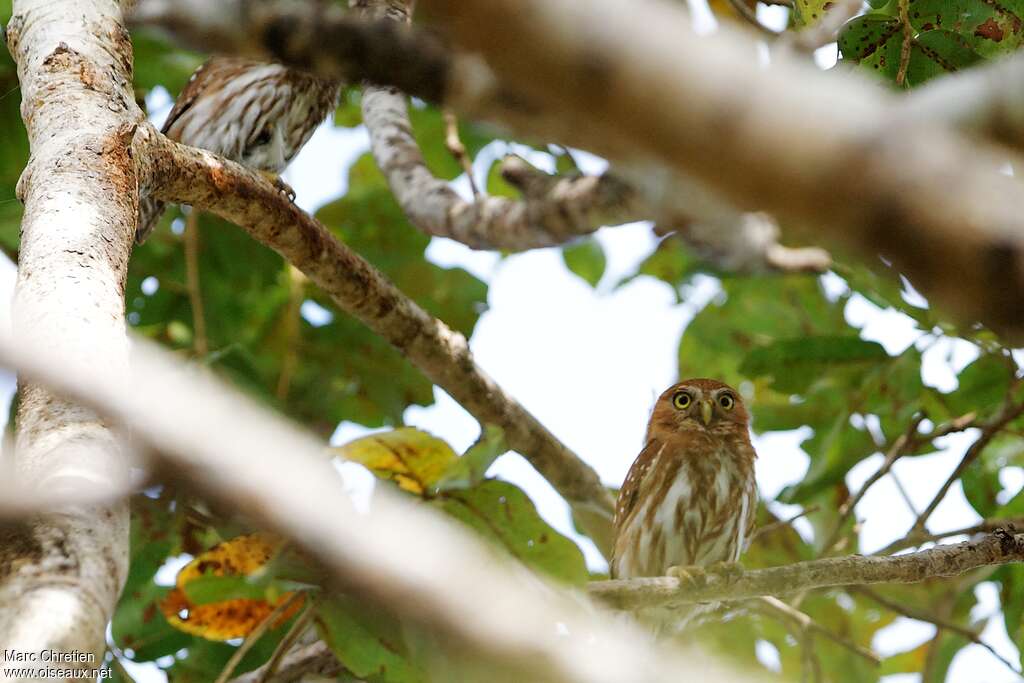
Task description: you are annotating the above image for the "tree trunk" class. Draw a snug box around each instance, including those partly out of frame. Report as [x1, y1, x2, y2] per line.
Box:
[0, 0, 139, 676]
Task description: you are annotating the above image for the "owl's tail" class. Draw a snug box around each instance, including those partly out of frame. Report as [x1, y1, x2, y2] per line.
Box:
[136, 196, 165, 244]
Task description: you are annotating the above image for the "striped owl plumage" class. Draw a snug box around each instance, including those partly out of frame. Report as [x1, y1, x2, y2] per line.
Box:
[612, 379, 758, 630]
[136, 58, 340, 243]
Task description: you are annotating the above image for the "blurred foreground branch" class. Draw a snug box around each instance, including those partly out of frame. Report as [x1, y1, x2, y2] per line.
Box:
[0, 326, 758, 683]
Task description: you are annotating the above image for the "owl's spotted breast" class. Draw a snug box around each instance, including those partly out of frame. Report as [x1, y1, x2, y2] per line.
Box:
[136, 58, 340, 244]
[612, 432, 756, 579]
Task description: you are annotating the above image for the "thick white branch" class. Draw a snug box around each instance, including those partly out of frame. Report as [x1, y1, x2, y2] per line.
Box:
[1, 0, 141, 672]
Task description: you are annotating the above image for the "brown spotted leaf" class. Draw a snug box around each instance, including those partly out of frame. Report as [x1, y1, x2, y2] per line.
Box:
[333, 427, 458, 494]
[160, 533, 304, 641]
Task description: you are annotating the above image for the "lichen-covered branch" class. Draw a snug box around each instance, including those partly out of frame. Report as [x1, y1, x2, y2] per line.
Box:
[0, 0, 139, 670]
[134, 125, 617, 554]
[363, 86, 640, 250]
[588, 529, 1024, 610]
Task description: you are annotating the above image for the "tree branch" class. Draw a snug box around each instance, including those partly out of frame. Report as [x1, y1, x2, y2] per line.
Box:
[854, 586, 1022, 677]
[588, 529, 1024, 610]
[1, 0, 139, 667]
[230, 641, 340, 683]
[134, 124, 617, 555]
[756, 596, 881, 666]
[912, 399, 1024, 533]
[877, 515, 1024, 555]
[363, 82, 641, 250]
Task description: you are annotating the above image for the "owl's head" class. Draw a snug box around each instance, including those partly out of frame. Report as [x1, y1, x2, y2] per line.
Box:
[647, 378, 750, 438]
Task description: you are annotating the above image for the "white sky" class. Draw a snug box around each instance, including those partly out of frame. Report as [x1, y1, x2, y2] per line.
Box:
[1, 25, 1019, 679]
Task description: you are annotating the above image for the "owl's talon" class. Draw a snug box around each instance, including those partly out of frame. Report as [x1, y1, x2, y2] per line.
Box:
[707, 561, 744, 584]
[260, 171, 296, 202]
[666, 565, 708, 590]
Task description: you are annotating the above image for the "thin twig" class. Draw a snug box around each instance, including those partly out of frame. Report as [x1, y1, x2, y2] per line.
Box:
[821, 413, 926, 554]
[913, 401, 1024, 533]
[443, 110, 479, 197]
[855, 586, 1022, 677]
[183, 209, 208, 357]
[214, 591, 307, 683]
[896, 0, 913, 87]
[758, 596, 881, 665]
[256, 597, 319, 683]
[876, 516, 1024, 556]
[749, 505, 819, 544]
[889, 468, 919, 517]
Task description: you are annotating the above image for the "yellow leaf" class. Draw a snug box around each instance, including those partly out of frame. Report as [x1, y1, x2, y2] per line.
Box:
[159, 532, 303, 641]
[332, 427, 457, 495]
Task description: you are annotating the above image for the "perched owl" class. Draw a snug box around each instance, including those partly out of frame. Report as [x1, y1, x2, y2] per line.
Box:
[136, 57, 340, 243]
[612, 379, 758, 629]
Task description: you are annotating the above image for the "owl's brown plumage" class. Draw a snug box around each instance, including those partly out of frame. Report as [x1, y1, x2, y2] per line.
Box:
[137, 58, 340, 243]
[612, 379, 758, 582]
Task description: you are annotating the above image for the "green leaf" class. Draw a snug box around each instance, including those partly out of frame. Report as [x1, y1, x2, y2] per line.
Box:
[839, 11, 989, 88]
[961, 434, 1024, 516]
[112, 494, 191, 662]
[318, 596, 426, 682]
[945, 353, 1013, 416]
[407, 104, 494, 180]
[678, 274, 850, 387]
[131, 31, 203, 100]
[562, 238, 606, 288]
[485, 157, 519, 198]
[779, 412, 877, 506]
[433, 480, 589, 585]
[628, 233, 700, 293]
[334, 87, 364, 127]
[432, 425, 508, 493]
[740, 336, 888, 393]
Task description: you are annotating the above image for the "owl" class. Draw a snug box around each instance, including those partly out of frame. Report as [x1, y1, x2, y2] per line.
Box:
[612, 379, 758, 627]
[136, 57, 340, 243]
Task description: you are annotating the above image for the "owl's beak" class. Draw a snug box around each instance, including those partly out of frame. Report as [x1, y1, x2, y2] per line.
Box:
[700, 400, 713, 425]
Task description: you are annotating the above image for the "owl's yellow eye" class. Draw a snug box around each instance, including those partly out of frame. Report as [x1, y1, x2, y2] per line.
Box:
[672, 392, 691, 410]
[719, 393, 735, 410]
